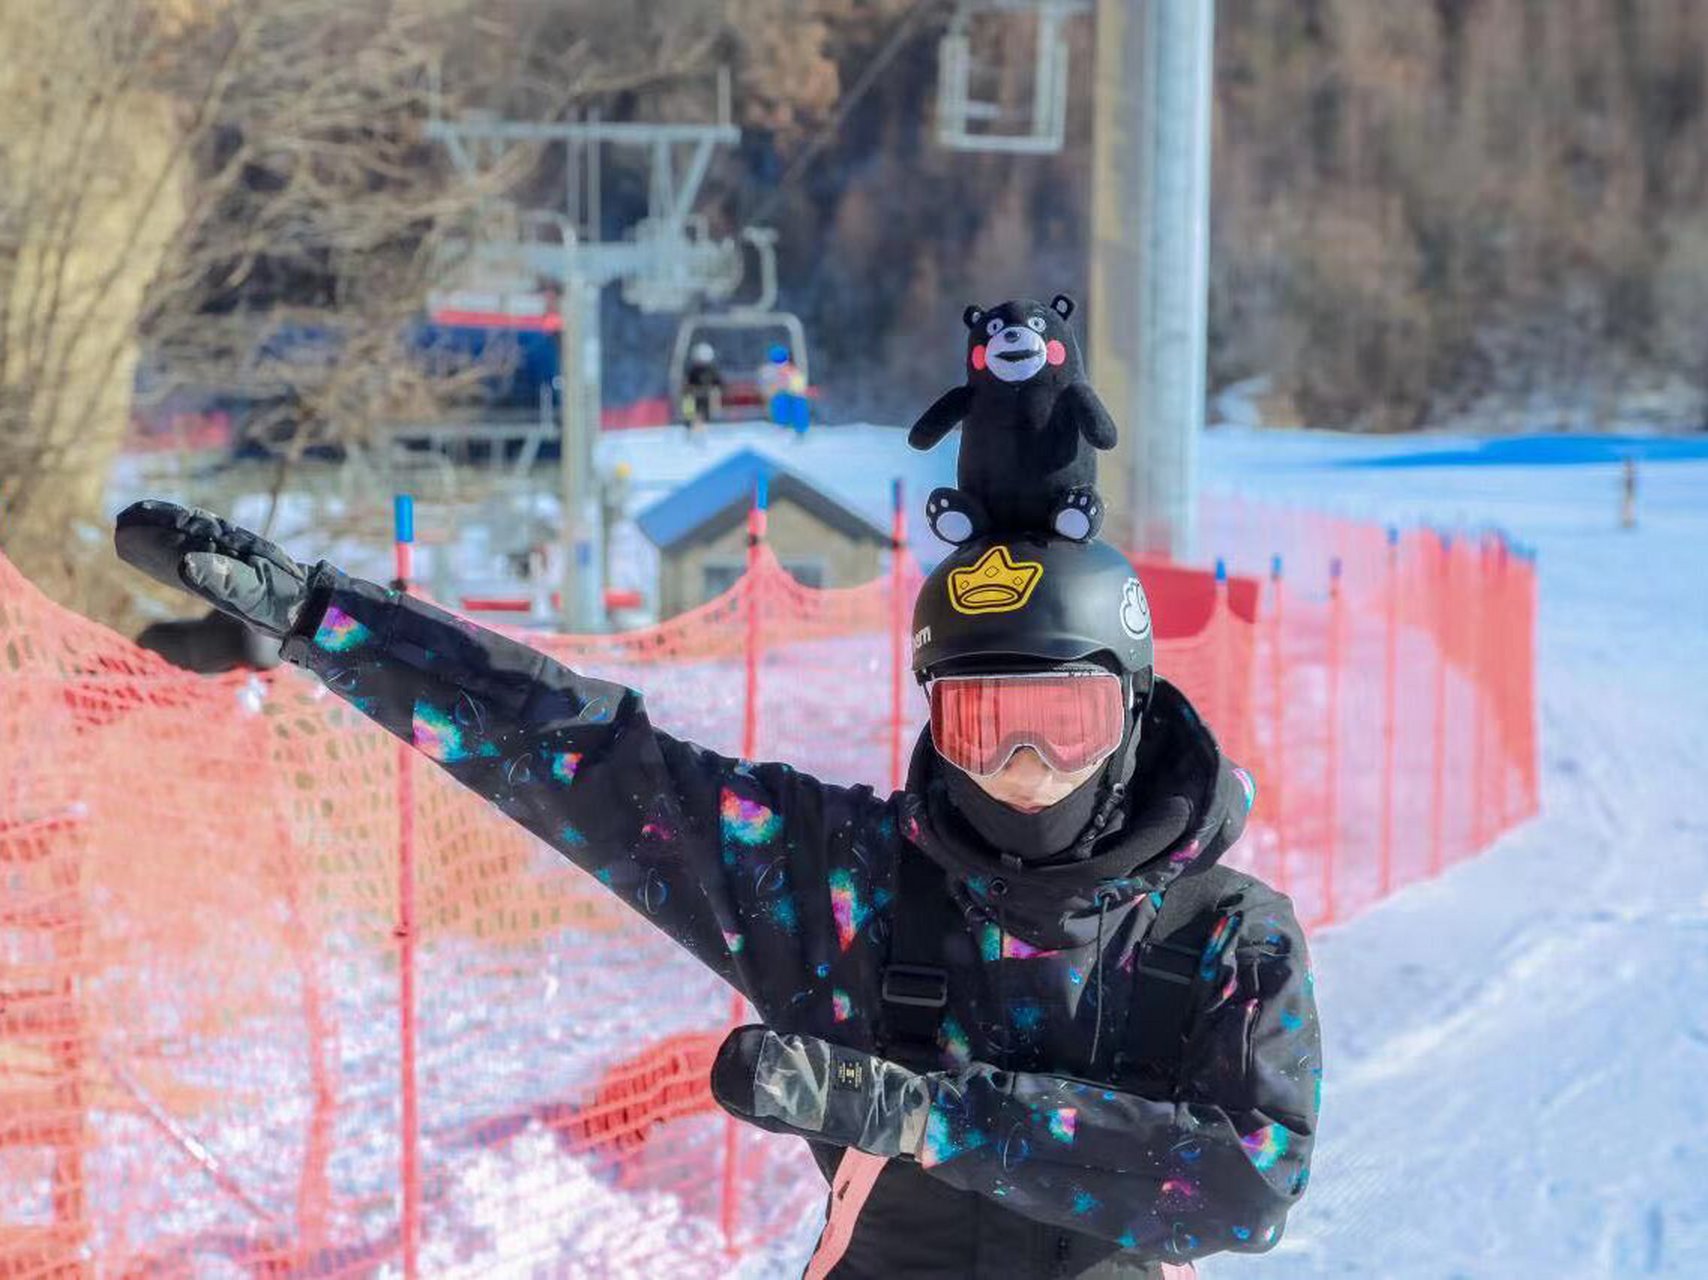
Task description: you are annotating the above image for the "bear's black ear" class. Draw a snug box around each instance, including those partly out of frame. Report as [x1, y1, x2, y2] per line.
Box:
[963, 305, 985, 330]
[1051, 294, 1076, 320]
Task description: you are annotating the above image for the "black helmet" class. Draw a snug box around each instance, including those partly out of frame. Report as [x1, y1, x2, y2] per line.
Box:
[911, 534, 1154, 686]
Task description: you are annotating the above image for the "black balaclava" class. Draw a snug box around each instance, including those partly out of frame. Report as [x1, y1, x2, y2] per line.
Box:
[935, 659, 1148, 865]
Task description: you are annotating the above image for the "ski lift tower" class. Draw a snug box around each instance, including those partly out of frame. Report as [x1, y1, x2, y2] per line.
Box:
[935, 0, 1091, 153]
[1086, 0, 1213, 560]
[426, 73, 745, 630]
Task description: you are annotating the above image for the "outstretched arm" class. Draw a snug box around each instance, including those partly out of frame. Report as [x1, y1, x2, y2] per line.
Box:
[714, 891, 1319, 1262]
[292, 569, 894, 1018]
[114, 502, 891, 1021]
[1049, 382, 1119, 450]
[908, 385, 974, 449]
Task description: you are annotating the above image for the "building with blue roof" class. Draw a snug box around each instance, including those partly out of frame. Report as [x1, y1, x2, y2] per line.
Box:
[635, 449, 892, 616]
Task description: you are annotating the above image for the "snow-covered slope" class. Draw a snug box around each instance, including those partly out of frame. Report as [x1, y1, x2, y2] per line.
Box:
[1193, 428, 1708, 1278]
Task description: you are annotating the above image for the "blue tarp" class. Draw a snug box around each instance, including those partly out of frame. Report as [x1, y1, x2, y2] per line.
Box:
[1337, 433, 1708, 469]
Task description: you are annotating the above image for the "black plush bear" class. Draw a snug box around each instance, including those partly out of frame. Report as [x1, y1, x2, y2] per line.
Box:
[908, 294, 1117, 545]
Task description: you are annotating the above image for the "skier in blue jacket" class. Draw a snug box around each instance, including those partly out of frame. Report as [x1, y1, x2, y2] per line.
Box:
[116, 501, 1319, 1279]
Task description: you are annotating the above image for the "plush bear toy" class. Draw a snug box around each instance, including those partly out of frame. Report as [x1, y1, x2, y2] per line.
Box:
[908, 294, 1117, 545]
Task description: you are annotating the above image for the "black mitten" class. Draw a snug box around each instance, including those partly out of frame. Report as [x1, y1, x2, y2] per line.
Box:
[115, 500, 321, 639]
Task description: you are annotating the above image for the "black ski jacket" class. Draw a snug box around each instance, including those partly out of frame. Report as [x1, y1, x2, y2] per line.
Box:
[280, 570, 1321, 1279]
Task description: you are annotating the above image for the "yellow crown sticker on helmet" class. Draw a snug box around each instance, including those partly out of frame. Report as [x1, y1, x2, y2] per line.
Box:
[948, 545, 1044, 615]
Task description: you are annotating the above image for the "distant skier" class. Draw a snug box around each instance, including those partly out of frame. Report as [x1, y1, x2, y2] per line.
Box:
[683, 341, 724, 436]
[115, 497, 1319, 1277]
[1621, 455, 1638, 530]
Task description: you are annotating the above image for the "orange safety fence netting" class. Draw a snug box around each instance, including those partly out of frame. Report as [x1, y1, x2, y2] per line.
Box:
[0, 507, 1536, 1277]
[1200, 496, 1541, 920]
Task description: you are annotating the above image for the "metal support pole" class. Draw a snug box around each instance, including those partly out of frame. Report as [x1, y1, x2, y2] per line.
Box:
[742, 476, 768, 762]
[392, 494, 421, 1280]
[1267, 554, 1288, 896]
[1212, 557, 1231, 725]
[1494, 536, 1513, 831]
[890, 480, 908, 794]
[1378, 527, 1399, 898]
[1470, 536, 1490, 857]
[723, 475, 769, 1256]
[1322, 556, 1344, 927]
[1429, 533, 1450, 878]
[720, 985, 746, 1256]
[1089, 0, 1215, 560]
[559, 269, 604, 631]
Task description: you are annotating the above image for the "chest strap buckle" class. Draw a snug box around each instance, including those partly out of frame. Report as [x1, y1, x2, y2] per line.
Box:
[881, 964, 948, 1008]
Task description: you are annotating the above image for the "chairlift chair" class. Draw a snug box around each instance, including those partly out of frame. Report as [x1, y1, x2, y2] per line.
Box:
[666, 226, 809, 420]
[668, 311, 810, 420]
[936, 0, 1091, 154]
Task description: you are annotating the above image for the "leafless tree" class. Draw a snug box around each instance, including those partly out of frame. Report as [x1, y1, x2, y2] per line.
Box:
[0, 0, 730, 625]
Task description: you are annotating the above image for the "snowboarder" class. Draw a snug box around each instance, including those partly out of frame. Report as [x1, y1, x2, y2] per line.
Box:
[114, 501, 1319, 1279]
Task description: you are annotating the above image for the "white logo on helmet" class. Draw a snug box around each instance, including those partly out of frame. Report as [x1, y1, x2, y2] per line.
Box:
[1119, 579, 1151, 640]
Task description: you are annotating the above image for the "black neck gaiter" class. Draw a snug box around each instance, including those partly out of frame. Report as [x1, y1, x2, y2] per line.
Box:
[940, 758, 1106, 862]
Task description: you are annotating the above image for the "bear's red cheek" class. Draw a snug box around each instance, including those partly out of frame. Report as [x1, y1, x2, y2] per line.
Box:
[1046, 340, 1067, 366]
[971, 345, 988, 371]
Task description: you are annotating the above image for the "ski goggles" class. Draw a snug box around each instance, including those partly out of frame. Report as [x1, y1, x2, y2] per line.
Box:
[927, 671, 1127, 778]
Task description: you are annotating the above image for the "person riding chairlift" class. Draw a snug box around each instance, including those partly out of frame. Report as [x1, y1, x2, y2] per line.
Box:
[115, 501, 1319, 1280]
[759, 343, 811, 437]
[683, 340, 723, 436]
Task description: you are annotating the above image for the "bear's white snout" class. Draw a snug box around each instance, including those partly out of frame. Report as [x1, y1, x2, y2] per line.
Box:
[986, 325, 1047, 384]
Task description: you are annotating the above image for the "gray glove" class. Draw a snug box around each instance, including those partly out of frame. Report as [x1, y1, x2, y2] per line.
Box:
[710, 1025, 930, 1159]
[114, 500, 319, 639]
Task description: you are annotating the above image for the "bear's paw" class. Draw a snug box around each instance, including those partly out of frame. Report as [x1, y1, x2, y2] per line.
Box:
[1052, 487, 1103, 543]
[925, 487, 984, 546]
